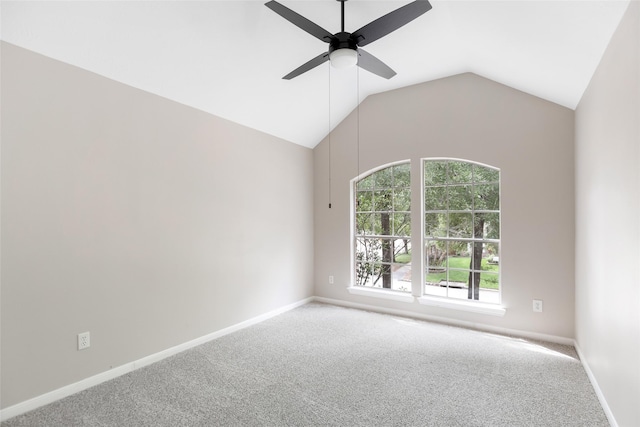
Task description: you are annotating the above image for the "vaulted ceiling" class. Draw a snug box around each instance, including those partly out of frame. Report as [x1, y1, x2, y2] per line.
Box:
[1, 0, 631, 148]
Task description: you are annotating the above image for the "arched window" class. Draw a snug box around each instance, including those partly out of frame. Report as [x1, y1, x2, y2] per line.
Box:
[354, 162, 411, 293]
[424, 159, 500, 303]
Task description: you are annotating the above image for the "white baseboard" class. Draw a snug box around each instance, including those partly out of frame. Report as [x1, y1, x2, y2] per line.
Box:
[0, 297, 314, 422]
[1, 295, 585, 422]
[313, 296, 574, 346]
[573, 341, 618, 427]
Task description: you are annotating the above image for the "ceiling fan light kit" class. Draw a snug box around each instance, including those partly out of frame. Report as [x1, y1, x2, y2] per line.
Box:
[329, 48, 358, 69]
[265, 0, 432, 79]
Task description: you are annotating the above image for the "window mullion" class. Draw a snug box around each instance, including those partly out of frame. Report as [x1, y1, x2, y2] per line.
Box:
[411, 159, 423, 297]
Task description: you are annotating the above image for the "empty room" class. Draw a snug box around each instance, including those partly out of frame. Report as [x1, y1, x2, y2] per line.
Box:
[1, 0, 638, 426]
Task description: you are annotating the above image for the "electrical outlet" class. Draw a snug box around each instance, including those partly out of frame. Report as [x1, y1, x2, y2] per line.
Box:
[533, 300, 543, 313]
[78, 331, 90, 350]
[329, 275, 334, 285]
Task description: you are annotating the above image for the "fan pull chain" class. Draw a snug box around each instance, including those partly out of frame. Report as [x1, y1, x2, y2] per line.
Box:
[328, 62, 332, 209]
[357, 60, 360, 182]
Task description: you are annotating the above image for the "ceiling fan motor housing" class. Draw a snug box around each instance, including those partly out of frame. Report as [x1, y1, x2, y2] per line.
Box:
[328, 32, 358, 54]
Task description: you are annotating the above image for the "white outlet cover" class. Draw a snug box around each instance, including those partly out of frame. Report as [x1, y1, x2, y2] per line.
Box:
[533, 300, 543, 312]
[78, 331, 91, 350]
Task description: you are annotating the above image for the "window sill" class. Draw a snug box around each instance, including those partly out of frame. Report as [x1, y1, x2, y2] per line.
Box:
[418, 296, 506, 317]
[347, 286, 415, 303]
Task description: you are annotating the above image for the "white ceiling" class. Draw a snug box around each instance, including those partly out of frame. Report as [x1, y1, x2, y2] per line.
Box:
[0, 0, 631, 148]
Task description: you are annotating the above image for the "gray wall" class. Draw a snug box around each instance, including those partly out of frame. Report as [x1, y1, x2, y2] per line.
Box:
[575, 2, 640, 426]
[314, 73, 576, 338]
[0, 42, 314, 408]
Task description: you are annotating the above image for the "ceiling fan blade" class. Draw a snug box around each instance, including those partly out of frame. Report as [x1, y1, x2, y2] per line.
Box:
[352, 0, 432, 47]
[265, 1, 334, 43]
[283, 52, 330, 80]
[357, 48, 396, 79]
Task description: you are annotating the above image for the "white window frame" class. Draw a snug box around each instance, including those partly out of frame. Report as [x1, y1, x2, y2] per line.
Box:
[348, 158, 506, 316]
[419, 158, 504, 316]
[348, 160, 415, 303]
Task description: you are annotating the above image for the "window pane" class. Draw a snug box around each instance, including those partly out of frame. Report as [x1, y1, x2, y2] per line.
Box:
[393, 213, 411, 237]
[449, 213, 473, 238]
[374, 168, 393, 188]
[356, 191, 373, 212]
[357, 174, 375, 190]
[356, 238, 382, 262]
[474, 184, 499, 210]
[447, 270, 472, 290]
[448, 161, 473, 184]
[424, 161, 447, 185]
[355, 239, 382, 286]
[355, 262, 384, 287]
[425, 240, 447, 287]
[374, 190, 393, 211]
[449, 185, 473, 210]
[372, 213, 393, 236]
[473, 165, 499, 183]
[425, 186, 447, 210]
[393, 188, 411, 211]
[446, 270, 471, 301]
[394, 239, 411, 263]
[393, 164, 411, 187]
[429, 242, 447, 268]
[426, 267, 446, 287]
[426, 240, 447, 268]
[355, 261, 370, 286]
[480, 244, 500, 272]
[474, 212, 500, 239]
[447, 244, 471, 270]
[482, 249, 495, 272]
[448, 271, 470, 288]
[480, 272, 499, 290]
[425, 213, 447, 237]
[355, 213, 373, 235]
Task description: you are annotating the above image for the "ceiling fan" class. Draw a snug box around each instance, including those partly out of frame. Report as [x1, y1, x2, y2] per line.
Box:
[265, 0, 432, 80]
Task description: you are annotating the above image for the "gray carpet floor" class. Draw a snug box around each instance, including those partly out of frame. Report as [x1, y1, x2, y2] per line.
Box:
[2, 302, 608, 426]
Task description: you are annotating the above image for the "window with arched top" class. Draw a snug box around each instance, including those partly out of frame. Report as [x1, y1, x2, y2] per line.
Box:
[354, 162, 412, 293]
[424, 159, 500, 303]
[352, 159, 501, 307]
